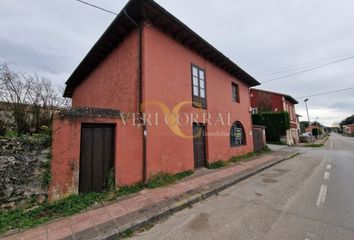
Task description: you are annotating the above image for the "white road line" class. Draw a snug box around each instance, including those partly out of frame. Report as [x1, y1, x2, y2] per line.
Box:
[326, 164, 331, 170]
[316, 184, 328, 208]
[330, 138, 333, 150]
[324, 171, 330, 180]
[328, 158, 332, 163]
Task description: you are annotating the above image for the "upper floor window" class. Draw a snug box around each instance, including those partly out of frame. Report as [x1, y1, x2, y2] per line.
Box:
[232, 83, 239, 103]
[230, 121, 246, 146]
[192, 64, 207, 108]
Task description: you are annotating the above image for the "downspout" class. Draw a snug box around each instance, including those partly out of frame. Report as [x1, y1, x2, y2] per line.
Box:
[124, 10, 147, 183]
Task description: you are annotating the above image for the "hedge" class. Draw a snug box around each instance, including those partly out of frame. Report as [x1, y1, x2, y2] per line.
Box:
[252, 112, 290, 141]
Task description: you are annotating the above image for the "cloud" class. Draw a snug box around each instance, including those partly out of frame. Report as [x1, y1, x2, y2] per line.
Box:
[0, 0, 353, 124]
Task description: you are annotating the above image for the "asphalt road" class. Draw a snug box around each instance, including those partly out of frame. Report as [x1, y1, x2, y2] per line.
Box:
[130, 133, 354, 240]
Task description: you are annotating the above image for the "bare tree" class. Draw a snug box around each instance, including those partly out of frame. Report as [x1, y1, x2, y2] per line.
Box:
[0, 63, 69, 135]
[28, 76, 63, 132]
[0, 63, 33, 134]
[58, 86, 72, 109]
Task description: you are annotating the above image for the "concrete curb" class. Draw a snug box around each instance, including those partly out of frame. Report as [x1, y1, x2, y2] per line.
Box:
[96, 151, 300, 240]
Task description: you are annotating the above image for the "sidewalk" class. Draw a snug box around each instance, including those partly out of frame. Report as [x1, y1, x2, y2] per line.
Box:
[1, 150, 298, 240]
[296, 135, 329, 147]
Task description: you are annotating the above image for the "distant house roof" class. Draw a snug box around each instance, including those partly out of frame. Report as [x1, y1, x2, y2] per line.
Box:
[250, 88, 299, 104]
[64, 0, 260, 97]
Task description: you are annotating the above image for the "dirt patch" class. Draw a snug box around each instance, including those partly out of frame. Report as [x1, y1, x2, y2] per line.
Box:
[260, 173, 281, 178]
[187, 212, 210, 231]
[272, 168, 290, 174]
[262, 178, 278, 184]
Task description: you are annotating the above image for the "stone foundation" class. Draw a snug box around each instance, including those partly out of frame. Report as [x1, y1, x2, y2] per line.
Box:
[0, 137, 50, 210]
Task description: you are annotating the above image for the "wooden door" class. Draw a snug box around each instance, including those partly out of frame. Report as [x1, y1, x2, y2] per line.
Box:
[79, 124, 115, 193]
[193, 124, 206, 169]
[252, 127, 264, 152]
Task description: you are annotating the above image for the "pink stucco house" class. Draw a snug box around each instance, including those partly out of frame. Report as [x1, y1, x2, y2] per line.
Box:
[49, 0, 260, 200]
[250, 89, 299, 145]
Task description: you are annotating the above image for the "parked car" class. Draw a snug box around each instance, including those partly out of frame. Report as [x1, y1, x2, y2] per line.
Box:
[300, 132, 314, 143]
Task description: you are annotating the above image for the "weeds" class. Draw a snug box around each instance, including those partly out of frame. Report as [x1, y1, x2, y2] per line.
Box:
[229, 152, 256, 163]
[115, 183, 145, 198]
[40, 150, 52, 189]
[304, 143, 324, 147]
[0, 193, 106, 234]
[146, 171, 193, 189]
[207, 146, 271, 168]
[0, 171, 193, 234]
[120, 229, 133, 238]
[40, 161, 52, 188]
[206, 160, 227, 169]
[255, 145, 272, 154]
[4, 130, 17, 139]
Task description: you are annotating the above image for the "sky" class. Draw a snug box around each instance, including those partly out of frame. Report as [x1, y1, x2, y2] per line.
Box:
[1, 0, 354, 126]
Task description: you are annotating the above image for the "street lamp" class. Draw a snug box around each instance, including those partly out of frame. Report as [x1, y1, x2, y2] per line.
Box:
[304, 98, 311, 124]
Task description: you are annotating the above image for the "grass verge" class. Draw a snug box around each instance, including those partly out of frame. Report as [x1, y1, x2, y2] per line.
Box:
[0, 171, 192, 234]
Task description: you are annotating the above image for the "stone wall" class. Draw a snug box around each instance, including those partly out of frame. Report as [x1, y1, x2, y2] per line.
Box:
[0, 136, 50, 210]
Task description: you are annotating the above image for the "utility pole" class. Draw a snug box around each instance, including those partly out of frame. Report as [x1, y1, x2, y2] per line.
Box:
[304, 98, 311, 124]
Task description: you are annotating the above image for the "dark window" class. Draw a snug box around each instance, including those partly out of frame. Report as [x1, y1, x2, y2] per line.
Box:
[230, 121, 246, 146]
[192, 64, 207, 108]
[232, 83, 239, 103]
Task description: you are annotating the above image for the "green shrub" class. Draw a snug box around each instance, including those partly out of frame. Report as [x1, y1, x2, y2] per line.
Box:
[252, 112, 290, 141]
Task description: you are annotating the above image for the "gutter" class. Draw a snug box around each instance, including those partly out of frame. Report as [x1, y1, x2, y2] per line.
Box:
[124, 10, 147, 183]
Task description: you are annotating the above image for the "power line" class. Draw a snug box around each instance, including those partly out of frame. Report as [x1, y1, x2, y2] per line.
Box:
[261, 55, 354, 84]
[256, 55, 354, 78]
[73, 0, 117, 15]
[255, 53, 354, 76]
[256, 62, 326, 77]
[296, 86, 354, 99]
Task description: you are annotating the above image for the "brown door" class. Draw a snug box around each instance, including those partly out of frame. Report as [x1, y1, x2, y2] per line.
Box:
[193, 124, 206, 169]
[79, 124, 115, 193]
[252, 128, 263, 152]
